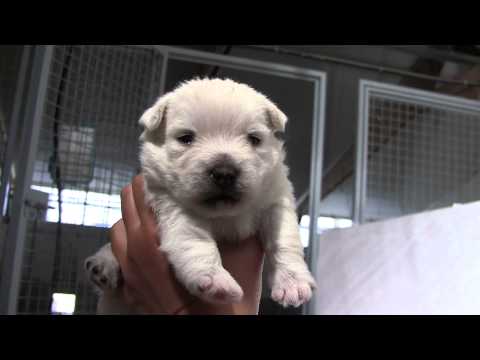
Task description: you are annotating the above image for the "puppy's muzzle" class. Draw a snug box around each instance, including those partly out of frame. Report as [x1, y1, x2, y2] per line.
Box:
[208, 156, 240, 191]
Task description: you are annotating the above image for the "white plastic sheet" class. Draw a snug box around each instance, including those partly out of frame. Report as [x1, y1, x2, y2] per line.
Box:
[313, 202, 480, 314]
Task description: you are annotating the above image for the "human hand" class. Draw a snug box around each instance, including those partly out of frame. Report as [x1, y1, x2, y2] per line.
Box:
[110, 175, 264, 315]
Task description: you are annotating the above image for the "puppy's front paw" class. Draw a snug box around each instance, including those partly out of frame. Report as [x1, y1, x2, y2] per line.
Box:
[84, 254, 121, 291]
[271, 268, 316, 308]
[190, 268, 244, 304]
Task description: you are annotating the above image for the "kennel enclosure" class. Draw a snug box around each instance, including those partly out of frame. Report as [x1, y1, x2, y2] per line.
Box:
[0, 45, 327, 315]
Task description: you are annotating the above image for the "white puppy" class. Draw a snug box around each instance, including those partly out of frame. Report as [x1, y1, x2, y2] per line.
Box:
[85, 78, 316, 314]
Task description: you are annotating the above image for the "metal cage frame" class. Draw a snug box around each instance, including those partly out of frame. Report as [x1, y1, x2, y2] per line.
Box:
[354, 79, 480, 224]
[0, 45, 327, 315]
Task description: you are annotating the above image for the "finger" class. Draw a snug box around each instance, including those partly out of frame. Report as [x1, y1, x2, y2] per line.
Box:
[121, 180, 189, 312]
[127, 176, 167, 285]
[109, 221, 148, 297]
[139, 248, 195, 314]
[125, 252, 190, 315]
[121, 181, 156, 261]
[110, 220, 128, 270]
[123, 285, 158, 314]
[123, 262, 164, 313]
[121, 184, 141, 237]
[131, 175, 159, 244]
[219, 235, 264, 260]
[219, 236, 264, 314]
[110, 220, 164, 312]
[115, 186, 192, 314]
[185, 236, 265, 315]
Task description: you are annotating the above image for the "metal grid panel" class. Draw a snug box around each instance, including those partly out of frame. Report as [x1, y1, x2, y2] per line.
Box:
[17, 45, 164, 314]
[33, 45, 162, 197]
[18, 221, 107, 314]
[355, 80, 480, 223]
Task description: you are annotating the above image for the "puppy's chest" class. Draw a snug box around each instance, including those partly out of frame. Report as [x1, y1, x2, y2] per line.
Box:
[209, 215, 259, 243]
[147, 190, 262, 243]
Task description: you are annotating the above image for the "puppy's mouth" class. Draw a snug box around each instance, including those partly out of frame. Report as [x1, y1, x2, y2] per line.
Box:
[202, 192, 242, 207]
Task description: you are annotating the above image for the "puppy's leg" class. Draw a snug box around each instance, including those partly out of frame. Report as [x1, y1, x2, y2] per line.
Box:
[84, 244, 134, 315]
[85, 244, 127, 314]
[83, 245, 145, 314]
[261, 199, 316, 308]
[84, 243, 122, 292]
[159, 210, 243, 304]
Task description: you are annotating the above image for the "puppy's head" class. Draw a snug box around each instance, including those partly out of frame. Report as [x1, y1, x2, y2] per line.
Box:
[140, 78, 287, 218]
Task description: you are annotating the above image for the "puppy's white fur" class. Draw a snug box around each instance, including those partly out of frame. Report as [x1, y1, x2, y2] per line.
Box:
[86, 78, 315, 313]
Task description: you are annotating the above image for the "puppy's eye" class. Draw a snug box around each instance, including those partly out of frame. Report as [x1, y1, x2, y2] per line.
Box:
[247, 134, 262, 147]
[274, 131, 285, 142]
[177, 132, 195, 145]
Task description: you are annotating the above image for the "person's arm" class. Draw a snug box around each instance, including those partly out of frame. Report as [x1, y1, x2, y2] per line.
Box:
[110, 175, 264, 315]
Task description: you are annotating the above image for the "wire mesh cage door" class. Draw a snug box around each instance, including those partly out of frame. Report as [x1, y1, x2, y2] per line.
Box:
[354, 80, 480, 224]
[9, 45, 166, 314]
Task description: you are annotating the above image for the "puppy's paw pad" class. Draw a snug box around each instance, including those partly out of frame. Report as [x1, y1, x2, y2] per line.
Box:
[194, 270, 243, 304]
[84, 256, 121, 290]
[271, 271, 315, 308]
[197, 275, 213, 292]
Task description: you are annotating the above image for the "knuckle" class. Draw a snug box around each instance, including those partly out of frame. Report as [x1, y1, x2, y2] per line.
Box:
[108, 223, 119, 240]
[127, 240, 142, 262]
[112, 219, 123, 229]
[145, 228, 159, 242]
[121, 184, 132, 199]
[132, 174, 143, 187]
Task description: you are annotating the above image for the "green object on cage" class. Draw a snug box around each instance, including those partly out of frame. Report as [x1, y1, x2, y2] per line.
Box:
[48, 124, 96, 187]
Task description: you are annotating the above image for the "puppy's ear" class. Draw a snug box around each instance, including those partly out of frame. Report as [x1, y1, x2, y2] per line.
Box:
[265, 101, 288, 134]
[139, 94, 170, 132]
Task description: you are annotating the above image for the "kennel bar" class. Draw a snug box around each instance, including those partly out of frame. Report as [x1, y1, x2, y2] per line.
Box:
[0, 46, 32, 217]
[0, 45, 54, 315]
[354, 80, 480, 224]
[304, 79, 326, 315]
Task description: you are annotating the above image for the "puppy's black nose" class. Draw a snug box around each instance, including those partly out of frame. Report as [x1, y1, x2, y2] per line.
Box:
[209, 164, 239, 189]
